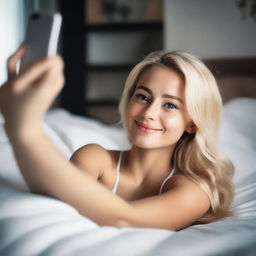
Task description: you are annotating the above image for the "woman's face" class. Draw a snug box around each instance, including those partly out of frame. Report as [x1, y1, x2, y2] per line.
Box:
[126, 66, 193, 150]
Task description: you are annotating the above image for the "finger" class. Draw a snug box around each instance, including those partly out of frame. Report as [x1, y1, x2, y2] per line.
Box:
[36, 65, 64, 93]
[18, 55, 64, 90]
[7, 43, 26, 80]
[30, 67, 64, 108]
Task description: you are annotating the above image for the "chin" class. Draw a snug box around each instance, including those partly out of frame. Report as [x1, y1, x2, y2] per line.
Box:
[130, 137, 161, 149]
[130, 135, 178, 150]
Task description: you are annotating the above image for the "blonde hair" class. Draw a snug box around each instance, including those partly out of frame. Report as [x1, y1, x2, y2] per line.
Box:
[118, 51, 234, 223]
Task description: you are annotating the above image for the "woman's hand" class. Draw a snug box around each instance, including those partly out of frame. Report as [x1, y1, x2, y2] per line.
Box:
[0, 44, 65, 138]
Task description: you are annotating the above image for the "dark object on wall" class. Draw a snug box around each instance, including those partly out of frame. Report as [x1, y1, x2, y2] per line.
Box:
[59, 0, 163, 123]
[236, 0, 256, 20]
[59, 0, 86, 116]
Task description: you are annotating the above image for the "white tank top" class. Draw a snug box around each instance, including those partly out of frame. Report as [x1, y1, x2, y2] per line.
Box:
[111, 151, 175, 195]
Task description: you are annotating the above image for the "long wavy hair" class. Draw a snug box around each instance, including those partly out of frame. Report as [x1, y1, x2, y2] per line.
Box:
[118, 51, 234, 223]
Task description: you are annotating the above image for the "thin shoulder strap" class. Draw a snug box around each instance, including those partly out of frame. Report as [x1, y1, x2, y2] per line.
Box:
[111, 151, 123, 194]
[159, 168, 175, 195]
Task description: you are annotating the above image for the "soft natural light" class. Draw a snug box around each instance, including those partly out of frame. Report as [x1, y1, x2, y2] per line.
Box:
[0, 0, 25, 85]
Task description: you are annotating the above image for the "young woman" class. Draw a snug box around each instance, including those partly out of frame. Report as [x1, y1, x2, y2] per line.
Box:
[0, 45, 234, 231]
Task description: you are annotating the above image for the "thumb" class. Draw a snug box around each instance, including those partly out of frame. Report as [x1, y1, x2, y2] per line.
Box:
[7, 43, 26, 80]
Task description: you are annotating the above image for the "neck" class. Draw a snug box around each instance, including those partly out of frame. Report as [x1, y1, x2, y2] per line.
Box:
[124, 146, 174, 184]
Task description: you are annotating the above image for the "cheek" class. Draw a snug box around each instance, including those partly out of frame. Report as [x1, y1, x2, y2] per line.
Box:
[164, 114, 188, 135]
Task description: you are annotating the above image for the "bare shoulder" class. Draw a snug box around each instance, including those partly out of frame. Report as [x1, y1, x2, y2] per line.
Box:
[70, 143, 110, 160]
[126, 174, 211, 230]
[165, 174, 210, 209]
[70, 144, 114, 180]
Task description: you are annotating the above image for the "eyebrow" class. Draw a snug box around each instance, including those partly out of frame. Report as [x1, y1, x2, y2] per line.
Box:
[136, 85, 184, 104]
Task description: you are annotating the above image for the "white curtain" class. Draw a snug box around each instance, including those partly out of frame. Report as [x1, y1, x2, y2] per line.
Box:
[0, 0, 35, 85]
[0, 0, 58, 85]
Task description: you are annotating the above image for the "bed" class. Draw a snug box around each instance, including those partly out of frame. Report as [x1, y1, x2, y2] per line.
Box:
[0, 94, 256, 256]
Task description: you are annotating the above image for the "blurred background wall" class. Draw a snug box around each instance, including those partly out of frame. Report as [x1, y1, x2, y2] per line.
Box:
[0, 0, 255, 124]
[0, 0, 27, 85]
[0, 0, 58, 85]
[164, 0, 256, 58]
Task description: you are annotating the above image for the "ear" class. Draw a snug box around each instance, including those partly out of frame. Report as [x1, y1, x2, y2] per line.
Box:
[186, 123, 197, 134]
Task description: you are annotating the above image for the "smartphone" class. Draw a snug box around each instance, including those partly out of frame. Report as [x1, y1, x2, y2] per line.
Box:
[19, 12, 62, 73]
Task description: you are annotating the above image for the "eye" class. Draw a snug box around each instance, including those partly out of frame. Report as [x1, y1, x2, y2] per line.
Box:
[164, 102, 179, 110]
[135, 94, 151, 103]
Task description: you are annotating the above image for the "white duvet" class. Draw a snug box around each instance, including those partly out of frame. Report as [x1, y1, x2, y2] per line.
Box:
[0, 97, 256, 256]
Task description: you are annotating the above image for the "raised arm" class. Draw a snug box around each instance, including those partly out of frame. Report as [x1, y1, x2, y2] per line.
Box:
[0, 46, 210, 231]
[0, 46, 134, 226]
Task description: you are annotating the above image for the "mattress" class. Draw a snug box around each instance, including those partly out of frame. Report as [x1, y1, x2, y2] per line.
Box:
[0, 97, 255, 256]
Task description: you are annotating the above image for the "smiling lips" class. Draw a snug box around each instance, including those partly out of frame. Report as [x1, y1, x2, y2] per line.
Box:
[135, 121, 163, 133]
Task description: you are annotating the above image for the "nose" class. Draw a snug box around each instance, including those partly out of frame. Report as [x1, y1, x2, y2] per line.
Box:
[142, 101, 160, 120]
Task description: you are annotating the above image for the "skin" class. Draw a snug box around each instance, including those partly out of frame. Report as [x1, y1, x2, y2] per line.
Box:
[0, 46, 210, 231]
[123, 66, 193, 182]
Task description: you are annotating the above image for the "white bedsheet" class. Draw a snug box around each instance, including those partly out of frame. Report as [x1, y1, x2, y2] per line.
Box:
[0, 97, 256, 256]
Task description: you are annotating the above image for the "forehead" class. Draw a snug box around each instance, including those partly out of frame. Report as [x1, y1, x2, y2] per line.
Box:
[136, 66, 184, 95]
